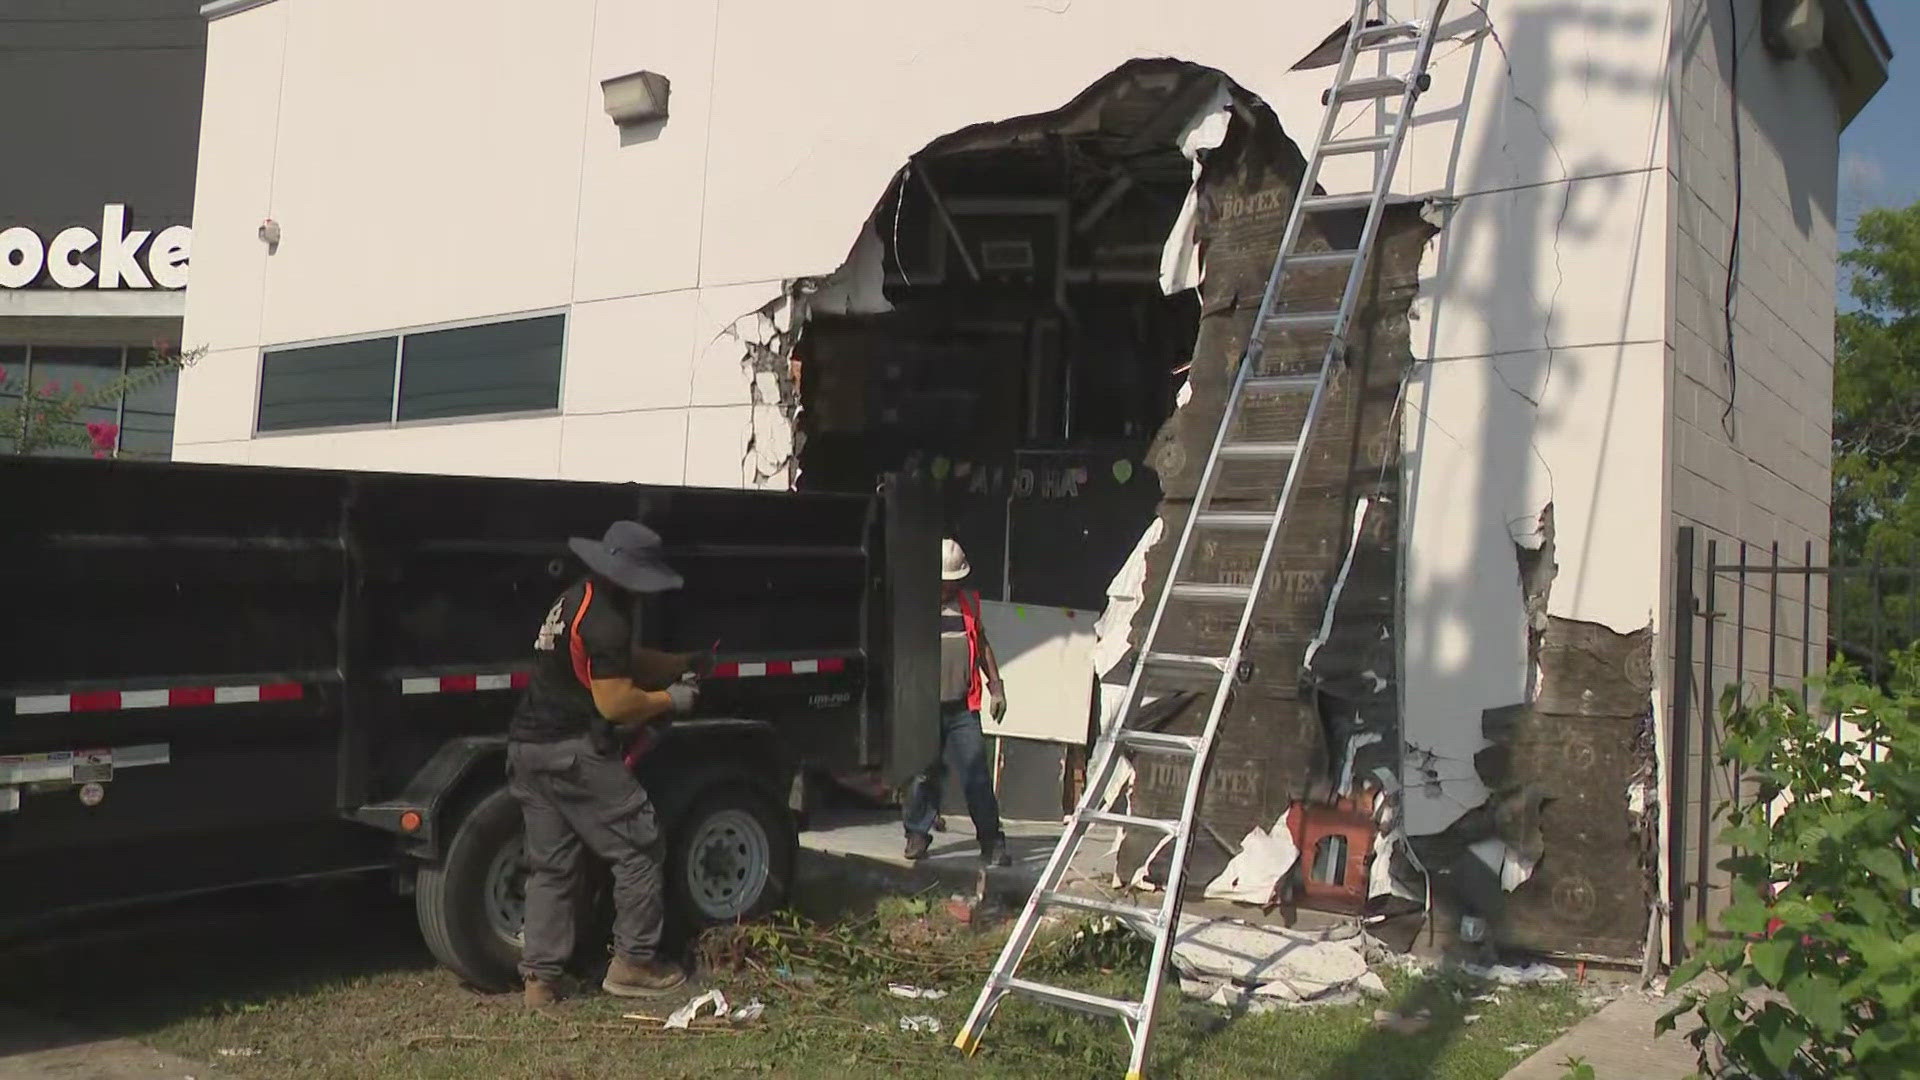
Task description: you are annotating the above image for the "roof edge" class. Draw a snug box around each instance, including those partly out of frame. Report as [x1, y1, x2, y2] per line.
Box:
[202, 0, 278, 22]
[1822, 0, 1893, 129]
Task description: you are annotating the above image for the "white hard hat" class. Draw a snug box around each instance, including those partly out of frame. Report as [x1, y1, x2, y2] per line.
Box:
[941, 538, 971, 581]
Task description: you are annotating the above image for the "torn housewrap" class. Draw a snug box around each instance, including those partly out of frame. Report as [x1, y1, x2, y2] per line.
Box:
[1203, 808, 1298, 905]
[1157, 80, 1233, 296]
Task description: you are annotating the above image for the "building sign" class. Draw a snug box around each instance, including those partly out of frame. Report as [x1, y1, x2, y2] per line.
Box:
[0, 205, 189, 290]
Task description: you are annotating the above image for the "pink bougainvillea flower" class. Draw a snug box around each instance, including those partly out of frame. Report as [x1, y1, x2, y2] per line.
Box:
[86, 421, 119, 452]
[38, 381, 58, 398]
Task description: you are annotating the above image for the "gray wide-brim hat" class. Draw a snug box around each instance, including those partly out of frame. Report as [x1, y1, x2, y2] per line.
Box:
[568, 520, 684, 593]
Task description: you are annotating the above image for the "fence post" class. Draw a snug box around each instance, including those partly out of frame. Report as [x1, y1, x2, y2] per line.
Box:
[1668, 526, 1696, 964]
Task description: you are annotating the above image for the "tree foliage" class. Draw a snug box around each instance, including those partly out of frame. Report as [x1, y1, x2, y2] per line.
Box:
[1659, 657, 1920, 1079]
[1833, 203, 1920, 654]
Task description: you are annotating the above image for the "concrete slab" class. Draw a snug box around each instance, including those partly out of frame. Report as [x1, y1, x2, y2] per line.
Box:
[795, 809, 1112, 903]
[0, 1008, 232, 1080]
[1500, 991, 1698, 1080]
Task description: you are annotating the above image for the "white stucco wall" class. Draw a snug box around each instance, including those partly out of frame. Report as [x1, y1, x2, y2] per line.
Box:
[173, 0, 1855, 853]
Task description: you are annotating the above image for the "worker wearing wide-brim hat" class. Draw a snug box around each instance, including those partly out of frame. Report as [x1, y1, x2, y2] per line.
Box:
[902, 538, 1012, 867]
[509, 520, 701, 1007]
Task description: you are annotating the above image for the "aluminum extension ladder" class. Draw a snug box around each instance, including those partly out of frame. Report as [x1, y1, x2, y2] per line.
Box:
[953, 4, 1452, 1076]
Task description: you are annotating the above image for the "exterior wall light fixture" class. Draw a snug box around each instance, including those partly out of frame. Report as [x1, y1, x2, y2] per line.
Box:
[601, 71, 671, 128]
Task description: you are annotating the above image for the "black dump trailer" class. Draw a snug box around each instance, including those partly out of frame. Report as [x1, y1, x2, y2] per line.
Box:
[0, 456, 940, 990]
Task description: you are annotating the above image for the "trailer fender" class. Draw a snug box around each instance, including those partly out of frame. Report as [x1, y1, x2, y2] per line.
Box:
[630, 718, 796, 822]
[353, 734, 507, 859]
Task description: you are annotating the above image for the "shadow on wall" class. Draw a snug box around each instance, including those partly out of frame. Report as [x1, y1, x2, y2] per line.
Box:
[1401, 0, 1665, 964]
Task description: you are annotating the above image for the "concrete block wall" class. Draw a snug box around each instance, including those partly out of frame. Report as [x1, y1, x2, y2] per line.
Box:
[1665, 0, 1841, 927]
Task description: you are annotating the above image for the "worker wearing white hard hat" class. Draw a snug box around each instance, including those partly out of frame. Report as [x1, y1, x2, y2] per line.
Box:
[902, 538, 1011, 867]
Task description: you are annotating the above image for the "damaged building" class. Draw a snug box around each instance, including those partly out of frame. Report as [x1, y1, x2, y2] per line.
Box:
[171, 0, 1888, 966]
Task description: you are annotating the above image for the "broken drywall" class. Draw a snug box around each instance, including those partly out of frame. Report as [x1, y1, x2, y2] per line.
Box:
[1158, 78, 1234, 295]
[1115, 78, 1432, 896]
[1414, 614, 1657, 961]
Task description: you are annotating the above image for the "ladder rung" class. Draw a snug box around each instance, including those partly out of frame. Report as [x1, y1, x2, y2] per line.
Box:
[1243, 373, 1321, 393]
[1263, 310, 1339, 332]
[1040, 889, 1164, 928]
[1301, 192, 1377, 213]
[1282, 249, 1361, 271]
[1216, 440, 1299, 460]
[1194, 510, 1273, 531]
[1326, 75, 1412, 103]
[1117, 728, 1204, 755]
[1356, 20, 1422, 46]
[1319, 133, 1396, 157]
[1167, 581, 1253, 604]
[1142, 651, 1229, 672]
[1082, 808, 1182, 834]
[1003, 977, 1142, 1021]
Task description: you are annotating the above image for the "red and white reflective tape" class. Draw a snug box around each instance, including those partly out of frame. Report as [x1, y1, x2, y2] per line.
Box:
[400, 672, 531, 696]
[709, 657, 848, 679]
[13, 683, 304, 716]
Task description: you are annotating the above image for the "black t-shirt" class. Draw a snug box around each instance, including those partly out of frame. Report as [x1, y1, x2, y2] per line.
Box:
[509, 577, 634, 743]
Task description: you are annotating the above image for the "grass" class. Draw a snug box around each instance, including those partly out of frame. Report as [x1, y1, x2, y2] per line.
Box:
[0, 883, 1596, 1079]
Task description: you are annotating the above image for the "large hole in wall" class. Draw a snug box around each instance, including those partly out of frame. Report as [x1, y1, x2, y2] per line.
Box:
[795, 59, 1211, 617]
[776, 59, 1432, 924]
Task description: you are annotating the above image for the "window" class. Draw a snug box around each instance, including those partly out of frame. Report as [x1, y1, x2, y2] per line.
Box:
[0, 344, 181, 459]
[256, 313, 564, 434]
[257, 338, 398, 432]
[397, 314, 564, 421]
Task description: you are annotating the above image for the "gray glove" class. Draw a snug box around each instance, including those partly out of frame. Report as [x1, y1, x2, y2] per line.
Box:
[665, 680, 699, 714]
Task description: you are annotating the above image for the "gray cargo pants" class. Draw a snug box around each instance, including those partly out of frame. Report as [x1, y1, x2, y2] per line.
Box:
[507, 735, 665, 983]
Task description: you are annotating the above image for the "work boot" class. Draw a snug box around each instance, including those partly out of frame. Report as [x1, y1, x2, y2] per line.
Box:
[981, 837, 1012, 868]
[904, 832, 932, 861]
[523, 976, 561, 1007]
[603, 955, 686, 998]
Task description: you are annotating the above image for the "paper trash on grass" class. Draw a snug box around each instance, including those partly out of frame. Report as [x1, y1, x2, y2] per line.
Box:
[1202, 810, 1297, 906]
[664, 989, 729, 1029]
[215, 1049, 261, 1058]
[887, 984, 948, 1001]
[899, 1015, 942, 1034]
[730, 999, 765, 1022]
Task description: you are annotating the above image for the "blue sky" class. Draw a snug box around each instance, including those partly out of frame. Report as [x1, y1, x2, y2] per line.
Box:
[1838, 2, 1917, 251]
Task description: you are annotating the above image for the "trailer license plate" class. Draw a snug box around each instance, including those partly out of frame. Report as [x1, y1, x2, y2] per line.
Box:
[72, 750, 113, 784]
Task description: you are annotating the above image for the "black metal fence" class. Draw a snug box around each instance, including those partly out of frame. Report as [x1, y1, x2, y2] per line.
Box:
[1666, 526, 1920, 959]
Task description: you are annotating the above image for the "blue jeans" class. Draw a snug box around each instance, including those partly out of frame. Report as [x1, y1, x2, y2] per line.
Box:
[903, 704, 1003, 845]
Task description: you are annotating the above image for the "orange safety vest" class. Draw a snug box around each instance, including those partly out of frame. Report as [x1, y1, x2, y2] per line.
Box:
[956, 588, 986, 711]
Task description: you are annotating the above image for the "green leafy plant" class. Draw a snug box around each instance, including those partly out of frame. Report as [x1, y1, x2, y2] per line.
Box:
[1558, 1056, 1596, 1080]
[1, 341, 202, 457]
[1659, 653, 1920, 1078]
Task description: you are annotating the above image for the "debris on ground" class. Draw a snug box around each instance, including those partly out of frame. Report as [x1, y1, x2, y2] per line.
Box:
[214, 1047, 260, 1058]
[1460, 962, 1569, 986]
[1372, 1008, 1433, 1035]
[886, 984, 948, 1001]
[898, 1015, 942, 1034]
[729, 999, 766, 1022]
[665, 989, 730, 1030]
[1167, 916, 1378, 1007]
[1505, 1042, 1538, 1054]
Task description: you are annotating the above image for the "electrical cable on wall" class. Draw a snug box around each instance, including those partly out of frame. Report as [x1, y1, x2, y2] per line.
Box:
[1721, 0, 1745, 439]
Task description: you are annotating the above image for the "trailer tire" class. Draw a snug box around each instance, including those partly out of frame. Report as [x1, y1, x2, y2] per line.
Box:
[667, 782, 795, 933]
[415, 785, 525, 992]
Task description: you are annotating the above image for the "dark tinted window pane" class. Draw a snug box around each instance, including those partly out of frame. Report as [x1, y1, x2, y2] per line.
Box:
[396, 314, 563, 422]
[27, 346, 122, 459]
[0, 345, 25, 454]
[258, 338, 397, 432]
[121, 364, 179, 459]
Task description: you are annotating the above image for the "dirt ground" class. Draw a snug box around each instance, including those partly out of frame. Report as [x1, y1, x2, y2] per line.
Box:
[0, 879, 1594, 1079]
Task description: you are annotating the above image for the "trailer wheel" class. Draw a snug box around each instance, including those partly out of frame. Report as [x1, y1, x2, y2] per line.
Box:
[415, 786, 525, 992]
[668, 784, 795, 927]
